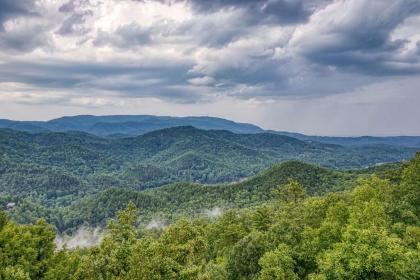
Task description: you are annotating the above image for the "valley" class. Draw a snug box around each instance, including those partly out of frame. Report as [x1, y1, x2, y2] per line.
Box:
[0, 116, 419, 279]
[0, 120, 415, 232]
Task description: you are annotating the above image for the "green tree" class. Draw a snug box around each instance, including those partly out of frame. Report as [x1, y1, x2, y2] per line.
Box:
[258, 244, 298, 280]
[226, 231, 267, 280]
[0, 211, 7, 231]
[198, 262, 228, 280]
[127, 237, 179, 280]
[273, 178, 305, 204]
[0, 219, 55, 280]
[79, 202, 138, 279]
[314, 226, 416, 279]
[43, 250, 84, 280]
[160, 219, 208, 279]
[208, 210, 248, 258]
[250, 205, 274, 232]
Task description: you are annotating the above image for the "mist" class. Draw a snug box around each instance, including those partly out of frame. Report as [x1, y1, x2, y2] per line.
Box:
[146, 218, 167, 230]
[203, 207, 223, 219]
[55, 227, 104, 250]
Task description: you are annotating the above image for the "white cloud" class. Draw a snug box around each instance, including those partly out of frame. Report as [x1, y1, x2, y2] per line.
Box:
[187, 76, 215, 86]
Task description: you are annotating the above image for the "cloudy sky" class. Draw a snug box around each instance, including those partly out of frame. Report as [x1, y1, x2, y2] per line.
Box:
[1, 0, 420, 135]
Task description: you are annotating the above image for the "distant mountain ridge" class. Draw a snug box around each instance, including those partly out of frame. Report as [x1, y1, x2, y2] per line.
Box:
[0, 115, 264, 136]
[0, 126, 416, 195]
[1, 114, 420, 147]
[271, 131, 420, 148]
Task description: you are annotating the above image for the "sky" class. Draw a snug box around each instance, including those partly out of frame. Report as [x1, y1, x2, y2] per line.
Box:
[0, 0, 420, 136]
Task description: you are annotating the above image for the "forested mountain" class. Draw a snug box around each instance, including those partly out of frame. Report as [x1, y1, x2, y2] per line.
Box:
[47, 161, 359, 231]
[0, 126, 416, 203]
[1, 125, 417, 232]
[1, 153, 419, 279]
[0, 115, 263, 135]
[1, 123, 419, 278]
[0, 126, 415, 185]
[1, 158, 405, 232]
[2, 115, 420, 148]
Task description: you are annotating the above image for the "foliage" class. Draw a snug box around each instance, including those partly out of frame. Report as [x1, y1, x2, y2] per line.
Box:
[1, 126, 416, 231]
[56, 161, 359, 231]
[1, 152, 419, 279]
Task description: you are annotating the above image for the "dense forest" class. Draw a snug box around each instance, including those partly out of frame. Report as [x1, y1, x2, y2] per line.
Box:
[2, 160, 349, 231]
[0, 126, 415, 194]
[1, 125, 419, 279]
[1, 158, 403, 232]
[1, 152, 419, 279]
[1, 126, 416, 231]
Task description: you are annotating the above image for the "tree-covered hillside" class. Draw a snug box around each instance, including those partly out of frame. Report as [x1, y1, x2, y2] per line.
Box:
[0, 127, 416, 196]
[1, 153, 419, 280]
[1, 126, 417, 231]
[54, 161, 357, 230]
[3, 158, 405, 233]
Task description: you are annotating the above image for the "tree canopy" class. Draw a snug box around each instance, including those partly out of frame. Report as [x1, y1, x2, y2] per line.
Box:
[1, 153, 419, 279]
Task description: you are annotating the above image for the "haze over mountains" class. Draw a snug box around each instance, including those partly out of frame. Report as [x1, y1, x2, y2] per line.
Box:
[1, 116, 420, 279]
[1, 114, 419, 232]
[0, 115, 263, 135]
[1, 115, 420, 148]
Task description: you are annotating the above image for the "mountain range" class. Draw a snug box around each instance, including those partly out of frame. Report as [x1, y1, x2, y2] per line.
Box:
[0, 115, 263, 135]
[1, 115, 419, 232]
[1, 125, 415, 194]
[1, 115, 419, 148]
[0, 124, 416, 213]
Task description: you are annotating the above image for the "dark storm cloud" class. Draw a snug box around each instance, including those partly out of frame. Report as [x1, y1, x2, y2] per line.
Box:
[57, 0, 94, 35]
[1, 0, 420, 106]
[0, 0, 37, 30]
[291, 0, 420, 75]
[193, 0, 334, 24]
[93, 3, 254, 50]
[0, 25, 49, 53]
[144, 0, 331, 24]
[188, 0, 308, 23]
[57, 11, 93, 35]
[0, 0, 48, 53]
[94, 23, 152, 48]
[93, 19, 244, 49]
[0, 59, 203, 102]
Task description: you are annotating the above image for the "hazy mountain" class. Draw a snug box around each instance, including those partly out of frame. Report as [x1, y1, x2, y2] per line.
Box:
[272, 131, 420, 148]
[1, 115, 420, 148]
[1, 125, 418, 232]
[0, 115, 264, 135]
[0, 126, 416, 202]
